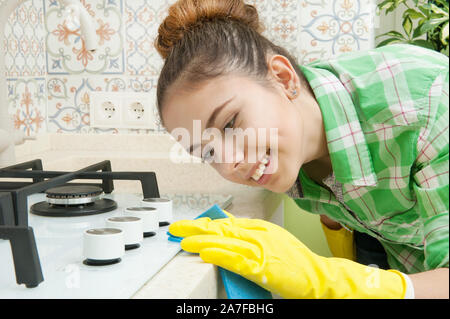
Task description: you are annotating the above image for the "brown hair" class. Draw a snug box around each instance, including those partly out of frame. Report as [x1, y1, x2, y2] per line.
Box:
[154, 0, 306, 128]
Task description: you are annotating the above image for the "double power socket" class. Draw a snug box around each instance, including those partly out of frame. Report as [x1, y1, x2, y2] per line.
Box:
[90, 91, 156, 130]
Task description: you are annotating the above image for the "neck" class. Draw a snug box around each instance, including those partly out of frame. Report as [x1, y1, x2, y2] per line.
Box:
[295, 88, 329, 166]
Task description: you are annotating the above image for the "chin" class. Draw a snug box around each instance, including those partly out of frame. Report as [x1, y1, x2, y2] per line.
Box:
[251, 165, 293, 193]
[260, 175, 286, 193]
[269, 183, 291, 194]
[273, 173, 299, 194]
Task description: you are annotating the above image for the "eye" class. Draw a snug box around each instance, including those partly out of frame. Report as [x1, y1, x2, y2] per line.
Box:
[201, 113, 238, 163]
[201, 145, 215, 163]
[223, 113, 238, 131]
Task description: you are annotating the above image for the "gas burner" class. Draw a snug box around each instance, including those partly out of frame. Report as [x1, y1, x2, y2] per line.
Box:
[46, 185, 104, 205]
[30, 185, 118, 217]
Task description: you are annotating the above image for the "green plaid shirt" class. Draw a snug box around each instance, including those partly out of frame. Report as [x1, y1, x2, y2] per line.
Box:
[293, 44, 449, 275]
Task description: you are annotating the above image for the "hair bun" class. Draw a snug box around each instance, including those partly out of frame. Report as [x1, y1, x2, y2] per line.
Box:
[155, 0, 264, 59]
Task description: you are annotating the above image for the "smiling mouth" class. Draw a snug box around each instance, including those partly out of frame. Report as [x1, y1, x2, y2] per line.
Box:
[250, 149, 271, 182]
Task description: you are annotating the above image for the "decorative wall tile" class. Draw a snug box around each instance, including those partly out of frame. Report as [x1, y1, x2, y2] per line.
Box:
[6, 78, 46, 137]
[124, 0, 176, 76]
[298, 0, 374, 62]
[44, 0, 124, 74]
[271, 13, 299, 44]
[274, 0, 298, 12]
[128, 76, 154, 93]
[4, 0, 45, 77]
[249, 0, 374, 63]
[4, 0, 375, 136]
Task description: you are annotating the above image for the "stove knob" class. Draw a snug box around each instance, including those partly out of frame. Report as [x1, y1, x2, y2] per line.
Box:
[124, 207, 159, 237]
[83, 228, 124, 266]
[141, 198, 173, 227]
[106, 216, 143, 250]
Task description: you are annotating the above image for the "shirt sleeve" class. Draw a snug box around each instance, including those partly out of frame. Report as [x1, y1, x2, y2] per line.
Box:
[412, 69, 449, 271]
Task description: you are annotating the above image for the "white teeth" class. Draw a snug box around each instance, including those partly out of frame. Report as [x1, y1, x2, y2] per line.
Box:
[251, 161, 269, 181]
[251, 171, 263, 181]
[252, 168, 265, 181]
[250, 151, 271, 182]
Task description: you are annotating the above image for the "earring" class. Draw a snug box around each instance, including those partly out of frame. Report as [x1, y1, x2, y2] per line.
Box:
[292, 89, 297, 96]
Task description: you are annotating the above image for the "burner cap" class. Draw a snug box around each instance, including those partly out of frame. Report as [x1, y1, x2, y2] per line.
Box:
[46, 185, 104, 205]
[31, 198, 118, 217]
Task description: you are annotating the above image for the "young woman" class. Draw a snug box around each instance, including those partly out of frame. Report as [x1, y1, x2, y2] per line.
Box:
[155, 0, 449, 298]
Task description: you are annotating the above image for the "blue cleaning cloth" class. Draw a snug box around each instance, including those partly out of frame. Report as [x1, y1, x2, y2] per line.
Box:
[167, 204, 272, 299]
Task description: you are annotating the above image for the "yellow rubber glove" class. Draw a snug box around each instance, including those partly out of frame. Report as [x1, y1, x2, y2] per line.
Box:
[169, 215, 408, 299]
[320, 220, 356, 261]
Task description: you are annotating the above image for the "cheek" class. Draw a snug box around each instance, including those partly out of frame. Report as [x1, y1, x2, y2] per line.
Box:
[275, 102, 301, 148]
[238, 105, 285, 151]
[247, 99, 281, 128]
[210, 162, 239, 183]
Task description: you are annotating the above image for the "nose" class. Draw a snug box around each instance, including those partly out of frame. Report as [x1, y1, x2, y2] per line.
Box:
[218, 138, 264, 182]
[229, 152, 262, 181]
[222, 148, 249, 181]
[233, 161, 248, 180]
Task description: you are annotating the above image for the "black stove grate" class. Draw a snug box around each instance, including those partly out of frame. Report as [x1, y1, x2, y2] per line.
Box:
[0, 159, 160, 288]
[31, 198, 118, 217]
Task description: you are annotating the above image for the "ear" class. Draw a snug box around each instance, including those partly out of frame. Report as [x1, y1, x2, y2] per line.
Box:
[267, 55, 301, 100]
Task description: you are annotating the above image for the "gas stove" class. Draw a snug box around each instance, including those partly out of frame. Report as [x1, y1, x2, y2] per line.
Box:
[0, 159, 232, 298]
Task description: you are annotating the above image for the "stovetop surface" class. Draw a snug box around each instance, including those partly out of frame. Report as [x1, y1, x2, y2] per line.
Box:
[0, 192, 232, 298]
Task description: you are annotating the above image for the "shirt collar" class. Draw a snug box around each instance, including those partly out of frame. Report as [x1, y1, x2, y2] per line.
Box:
[297, 63, 378, 189]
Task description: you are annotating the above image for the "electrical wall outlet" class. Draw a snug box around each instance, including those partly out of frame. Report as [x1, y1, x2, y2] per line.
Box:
[122, 93, 154, 129]
[90, 91, 156, 130]
[90, 92, 121, 127]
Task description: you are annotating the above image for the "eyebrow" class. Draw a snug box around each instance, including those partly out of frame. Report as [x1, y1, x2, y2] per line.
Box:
[186, 95, 235, 155]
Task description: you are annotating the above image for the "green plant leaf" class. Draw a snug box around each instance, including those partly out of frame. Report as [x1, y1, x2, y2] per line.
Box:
[377, 0, 448, 55]
[403, 8, 425, 20]
[421, 3, 447, 14]
[441, 22, 449, 45]
[418, 5, 430, 17]
[420, 18, 448, 34]
[377, 0, 392, 8]
[441, 45, 449, 56]
[376, 38, 403, 48]
[411, 39, 436, 50]
[433, 0, 449, 10]
[413, 21, 427, 38]
[378, 0, 394, 13]
[428, 3, 448, 16]
[386, 5, 398, 15]
[376, 30, 406, 40]
[403, 16, 413, 38]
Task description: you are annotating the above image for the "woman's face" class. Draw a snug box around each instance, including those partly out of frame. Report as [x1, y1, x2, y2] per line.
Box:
[161, 70, 306, 193]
